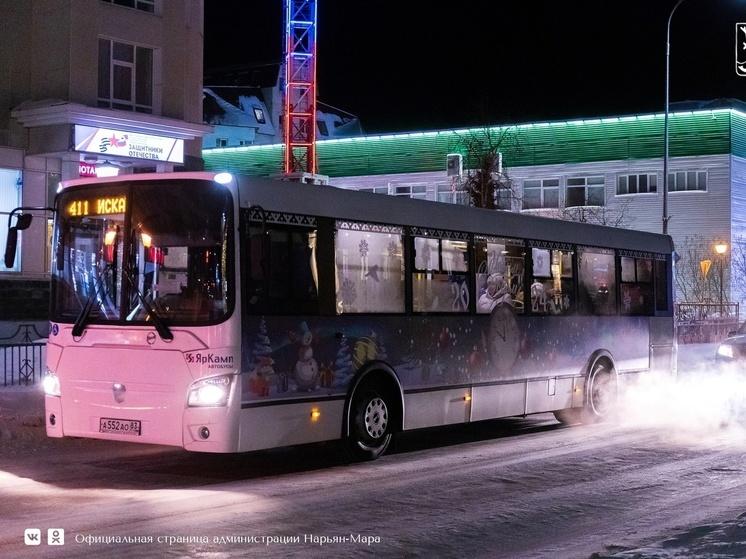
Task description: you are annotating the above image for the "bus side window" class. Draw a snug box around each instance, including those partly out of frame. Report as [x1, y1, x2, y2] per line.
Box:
[475, 236, 525, 314]
[247, 224, 319, 315]
[531, 247, 575, 315]
[654, 259, 669, 313]
[577, 247, 617, 316]
[334, 224, 405, 313]
[620, 257, 654, 316]
[412, 236, 470, 313]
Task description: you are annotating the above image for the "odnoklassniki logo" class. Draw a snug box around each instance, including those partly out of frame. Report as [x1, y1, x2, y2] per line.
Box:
[185, 352, 235, 369]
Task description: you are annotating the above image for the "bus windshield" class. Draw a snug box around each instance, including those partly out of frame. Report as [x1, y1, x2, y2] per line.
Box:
[51, 179, 233, 326]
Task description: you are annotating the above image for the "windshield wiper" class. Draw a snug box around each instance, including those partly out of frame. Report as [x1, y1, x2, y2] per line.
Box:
[122, 264, 173, 341]
[71, 265, 113, 337]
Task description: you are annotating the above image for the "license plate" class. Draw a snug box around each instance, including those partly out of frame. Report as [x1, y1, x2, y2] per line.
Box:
[99, 417, 141, 436]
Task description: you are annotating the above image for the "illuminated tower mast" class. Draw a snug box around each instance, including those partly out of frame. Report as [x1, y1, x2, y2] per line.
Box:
[283, 0, 317, 175]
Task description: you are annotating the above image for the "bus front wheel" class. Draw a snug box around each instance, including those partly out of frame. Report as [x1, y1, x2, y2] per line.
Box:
[346, 388, 393, 461]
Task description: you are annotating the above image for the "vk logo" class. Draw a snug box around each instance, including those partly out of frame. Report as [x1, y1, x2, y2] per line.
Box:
[24, 528, 41, 546]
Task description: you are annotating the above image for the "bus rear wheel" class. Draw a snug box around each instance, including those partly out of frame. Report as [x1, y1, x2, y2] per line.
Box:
[346, 388, 393, 461]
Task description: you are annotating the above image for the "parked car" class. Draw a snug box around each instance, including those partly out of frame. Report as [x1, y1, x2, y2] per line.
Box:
[716, 324, 746, 360]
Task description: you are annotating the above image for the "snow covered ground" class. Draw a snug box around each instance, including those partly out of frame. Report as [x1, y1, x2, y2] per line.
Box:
[1, 343, 746, 558]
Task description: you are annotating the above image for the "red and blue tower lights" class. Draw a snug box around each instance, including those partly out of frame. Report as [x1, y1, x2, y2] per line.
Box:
[283, 0, 318, 175]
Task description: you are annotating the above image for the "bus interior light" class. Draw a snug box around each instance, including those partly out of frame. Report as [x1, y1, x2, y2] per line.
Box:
[464, 394, 472, 402]
[141, 232, 152, 249]
[310, 408, 321, 421]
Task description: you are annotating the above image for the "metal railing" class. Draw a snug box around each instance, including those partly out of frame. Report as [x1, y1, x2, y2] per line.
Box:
[675, 302, 740, 344]
[1, 324, 46, 386]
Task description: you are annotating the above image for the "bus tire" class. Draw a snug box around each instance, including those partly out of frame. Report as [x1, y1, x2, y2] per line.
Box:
[345, 387, 393, 461]
[582, 358, 617, 423]
[553, 408, 582, 425]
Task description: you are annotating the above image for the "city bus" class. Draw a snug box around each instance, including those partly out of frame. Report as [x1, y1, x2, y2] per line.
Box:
[5, 171, 675, 460]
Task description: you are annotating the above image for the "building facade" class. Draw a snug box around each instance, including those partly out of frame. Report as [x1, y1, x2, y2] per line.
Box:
[0, 0, 209, 320]
[202, 63, 363, 149]
[202, 102, 746, 306]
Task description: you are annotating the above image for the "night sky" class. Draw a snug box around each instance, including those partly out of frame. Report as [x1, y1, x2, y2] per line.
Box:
[205, 0, 746, 134]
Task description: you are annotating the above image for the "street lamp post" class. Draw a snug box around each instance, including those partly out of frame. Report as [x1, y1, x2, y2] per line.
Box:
[714, 241, 728, 313]
[663, 0, 688, 235]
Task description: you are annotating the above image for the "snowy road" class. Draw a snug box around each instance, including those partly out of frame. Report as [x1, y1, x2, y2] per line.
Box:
[2, 345, 746, 558]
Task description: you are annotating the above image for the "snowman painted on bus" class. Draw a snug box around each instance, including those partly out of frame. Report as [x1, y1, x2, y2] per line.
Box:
[290, 321, 319, 391]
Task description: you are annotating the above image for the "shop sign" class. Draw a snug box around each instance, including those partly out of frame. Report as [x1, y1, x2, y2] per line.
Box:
[78, 162, 97, 177]
[74, 125, 184, 164]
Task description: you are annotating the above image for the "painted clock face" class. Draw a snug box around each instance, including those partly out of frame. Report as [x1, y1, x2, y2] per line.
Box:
[488, 303, 520, 373]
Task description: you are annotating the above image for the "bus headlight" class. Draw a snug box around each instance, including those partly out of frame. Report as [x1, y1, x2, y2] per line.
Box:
[717, 344, 734, 359]
[187, 375, 232, 407]
[43, 371, 61, 397]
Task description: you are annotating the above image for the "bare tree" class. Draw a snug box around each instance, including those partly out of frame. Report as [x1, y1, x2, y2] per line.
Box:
[674, 234, 724, 304]
[526, 202, 632, 228]
[729, 235, 746, 304]
[453, 127, 522, 210]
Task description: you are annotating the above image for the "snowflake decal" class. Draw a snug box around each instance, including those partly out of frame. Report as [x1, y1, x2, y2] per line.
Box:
[340, 277, 357, 306]
[358, 239, 369, 258]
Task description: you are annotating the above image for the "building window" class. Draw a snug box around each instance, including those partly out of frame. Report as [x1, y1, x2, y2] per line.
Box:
[394, 184, 428, 200]
[216, 138, 228, 147]
[617, 173, 657, 195]
[357, 186, 389, 195]
[522, 178, 559, 209]
[253, 107, 266, 124]
[0, 169, 22, 272]
[436, 182, 467, 205]
[98, 38, 154, 113]
[317, 120, 329, 136]
[566, 176, 605, 207]
[335, 224, 404, 313]
[238, 140, 251, 147]
[101, 0, 155, 13]
[667, 170, 707, 192]
[495, 186, 512, 210]
[46, 172, 61, 273]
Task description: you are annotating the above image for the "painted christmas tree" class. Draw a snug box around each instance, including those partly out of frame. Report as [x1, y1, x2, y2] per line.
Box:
[333, 335, 354, 387]
[253, 317, 272, 361]
[249, 317, 275, 397]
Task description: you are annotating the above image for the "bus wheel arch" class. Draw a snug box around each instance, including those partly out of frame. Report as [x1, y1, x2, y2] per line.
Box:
[554, 351, 618, 425]
[343, 363, 404, 461]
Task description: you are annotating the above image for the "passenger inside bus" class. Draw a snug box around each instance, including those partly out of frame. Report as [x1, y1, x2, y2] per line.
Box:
[477, 273, 513, 313]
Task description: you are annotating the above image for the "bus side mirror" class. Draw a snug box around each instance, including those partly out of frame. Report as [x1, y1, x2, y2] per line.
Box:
[4, 227, 18, 268]
[16, 214, 33, 230]
[3, 213, 32, 269]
